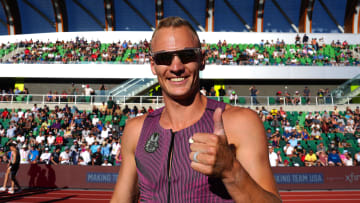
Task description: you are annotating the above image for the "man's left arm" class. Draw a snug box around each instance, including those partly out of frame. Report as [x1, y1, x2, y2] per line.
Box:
[222, 107, 281, 202]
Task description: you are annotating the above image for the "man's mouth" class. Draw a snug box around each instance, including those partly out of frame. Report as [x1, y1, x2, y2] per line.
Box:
[169, 77, 185, 82]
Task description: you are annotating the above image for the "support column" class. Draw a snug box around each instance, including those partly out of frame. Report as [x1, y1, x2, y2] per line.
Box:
[253, 0, 265, 32]
[104, 0, 114, 31]
[155, 0, 163, 27]
[299, 0, 314, 33]
[205, 0, 214, 32]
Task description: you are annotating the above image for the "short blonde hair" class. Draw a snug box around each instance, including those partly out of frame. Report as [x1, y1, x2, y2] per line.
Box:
[151, 16, 201, 50]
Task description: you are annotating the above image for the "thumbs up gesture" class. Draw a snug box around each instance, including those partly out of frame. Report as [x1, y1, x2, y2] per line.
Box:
[189, 108, 236, 177]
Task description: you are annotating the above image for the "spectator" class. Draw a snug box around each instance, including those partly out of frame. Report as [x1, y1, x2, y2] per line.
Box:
[29, 146, 39, 164]
[19, 144, 29, 164]
[303, 86, 311, 104]
[101, 159, 112, 166]
[249, 86, 259, 105]
[304, 150, 317, 166]
[51, 147, 61, 165]
[268, 147, 278, 167]
[59, 147, 70, 165]
[92, 147, 103, 166]
[328, 149, 342, 166]
[39, 147, 51, 164]
[80, 146, 91, 165]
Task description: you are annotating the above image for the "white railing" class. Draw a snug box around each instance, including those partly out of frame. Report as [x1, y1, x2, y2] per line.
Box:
[0, 94, 359, 106]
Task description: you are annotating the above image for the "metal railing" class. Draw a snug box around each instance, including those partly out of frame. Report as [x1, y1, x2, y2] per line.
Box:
[0, 94, 359, 106]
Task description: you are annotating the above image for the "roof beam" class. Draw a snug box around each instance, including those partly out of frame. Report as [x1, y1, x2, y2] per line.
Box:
[271, 0, 298, 33]
[104, 0, 114, 31]
[155, 0, 163, 28]
[174, 0, 205, 32]
[22, 0, 55, 28]
[317, 0, 344, 33]
[299, 0, 314, 33]
[205, 0, 214, 32]
[344, 0, 360, 33]
[253, 0, 265, 32]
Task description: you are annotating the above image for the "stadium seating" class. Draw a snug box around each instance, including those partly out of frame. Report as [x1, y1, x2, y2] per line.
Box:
[0, 104, 359, 167]
[1, 38, 359, 66]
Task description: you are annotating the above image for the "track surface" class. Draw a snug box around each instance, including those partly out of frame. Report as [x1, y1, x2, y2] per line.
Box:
[0, 189, 360, 202]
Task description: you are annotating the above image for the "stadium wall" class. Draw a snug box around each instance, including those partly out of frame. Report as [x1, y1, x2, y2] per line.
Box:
[0, 164, 360, 190]
[0, 64, 359, 80]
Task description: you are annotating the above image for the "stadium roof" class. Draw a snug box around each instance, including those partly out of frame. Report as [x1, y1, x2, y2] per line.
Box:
[0, 0, 359, 35]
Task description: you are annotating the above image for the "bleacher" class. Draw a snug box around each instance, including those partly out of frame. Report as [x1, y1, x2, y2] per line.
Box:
[0, 104, 359, 167]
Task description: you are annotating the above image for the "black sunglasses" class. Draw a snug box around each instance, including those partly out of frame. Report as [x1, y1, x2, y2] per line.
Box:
[151, 48, 201, 65]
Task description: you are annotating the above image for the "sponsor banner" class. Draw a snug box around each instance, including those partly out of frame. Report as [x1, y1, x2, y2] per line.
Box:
[1, 164, 359, 190]
[273, 167, 360, 190]
[87, 172, 118, 184]
[274, 173, 323, 184]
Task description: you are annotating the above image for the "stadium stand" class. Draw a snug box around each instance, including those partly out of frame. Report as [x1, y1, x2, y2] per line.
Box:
[1, 38, 359, 66]
[0, 99, 359, 168]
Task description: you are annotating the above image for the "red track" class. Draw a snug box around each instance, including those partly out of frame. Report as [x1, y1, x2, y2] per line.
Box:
[0, 189, 360, 202]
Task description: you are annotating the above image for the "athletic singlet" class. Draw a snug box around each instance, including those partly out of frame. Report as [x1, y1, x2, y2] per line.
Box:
[135, 99, 234, 202]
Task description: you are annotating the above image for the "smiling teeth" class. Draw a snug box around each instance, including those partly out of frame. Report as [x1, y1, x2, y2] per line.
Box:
[170, 78, 185, 82]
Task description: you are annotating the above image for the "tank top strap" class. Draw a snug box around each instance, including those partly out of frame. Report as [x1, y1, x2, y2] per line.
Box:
[205, 98, 227, 112]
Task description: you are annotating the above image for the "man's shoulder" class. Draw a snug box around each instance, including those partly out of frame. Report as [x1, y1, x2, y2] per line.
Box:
[223, 106, 260, 124]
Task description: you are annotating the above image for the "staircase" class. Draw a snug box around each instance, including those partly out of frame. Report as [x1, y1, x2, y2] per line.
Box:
[330, 74, 360, 104]
[102, 78, 158, 103]
[2, 47, 26, 62]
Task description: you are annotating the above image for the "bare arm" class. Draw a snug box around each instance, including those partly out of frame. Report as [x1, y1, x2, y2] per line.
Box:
[110, 115, 145, 203]
[189, 107, 280, 202]
[223, 107, 281, 202]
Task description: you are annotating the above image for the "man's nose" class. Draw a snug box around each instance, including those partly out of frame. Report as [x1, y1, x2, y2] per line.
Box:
[169, 55, 185, 73]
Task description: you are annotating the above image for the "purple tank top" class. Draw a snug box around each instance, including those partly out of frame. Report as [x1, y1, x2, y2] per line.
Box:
[135, 98, 234, 202]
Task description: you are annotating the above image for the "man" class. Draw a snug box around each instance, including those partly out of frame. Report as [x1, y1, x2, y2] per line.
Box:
[51, 147, 61, 165]
[39, 147, 51, 164]
[0, 142, 21, 194]
[249, 85, 259, 105]
[106, 97, 115, 115]
[328, 148, 342, 166]
[304, 149, 317, 166]
[268, 147, 278, 167]
[19, 144, 29, 164]
[29, 145, 39, 164]
[92, 147, 103, 166]
[111, 17, 280, 202]
[59, 147, 70, 165]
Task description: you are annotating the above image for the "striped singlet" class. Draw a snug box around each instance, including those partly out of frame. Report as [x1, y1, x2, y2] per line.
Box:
[135, 99, 234, 202]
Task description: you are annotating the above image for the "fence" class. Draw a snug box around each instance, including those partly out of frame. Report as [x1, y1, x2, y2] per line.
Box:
[0, 94, 359, 106]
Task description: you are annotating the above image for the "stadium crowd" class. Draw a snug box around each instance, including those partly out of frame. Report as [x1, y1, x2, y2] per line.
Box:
[0, 95, 359, 168]
[0, 35, 359, 66]
[0, 102, 154, 167]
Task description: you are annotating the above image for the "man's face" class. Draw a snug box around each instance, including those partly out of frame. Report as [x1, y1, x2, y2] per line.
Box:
[150, 26, 204, 100]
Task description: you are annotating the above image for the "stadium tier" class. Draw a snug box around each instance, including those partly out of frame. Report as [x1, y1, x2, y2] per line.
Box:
[0, 38, 359, 65]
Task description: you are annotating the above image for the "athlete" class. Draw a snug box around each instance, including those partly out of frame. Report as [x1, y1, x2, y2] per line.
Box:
[0, 141, 21, 194]
[111, 17, 281, 202]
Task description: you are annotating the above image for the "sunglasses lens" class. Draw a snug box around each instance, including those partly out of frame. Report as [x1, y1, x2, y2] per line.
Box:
[153, 53, 173, 65]
[177, 50, 199, 64]
[153, 49, 200, 65]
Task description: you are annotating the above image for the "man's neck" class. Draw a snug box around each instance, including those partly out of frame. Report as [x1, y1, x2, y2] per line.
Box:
[160, 93, 207, 131]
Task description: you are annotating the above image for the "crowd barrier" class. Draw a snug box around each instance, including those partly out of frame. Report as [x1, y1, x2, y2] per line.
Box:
[1, 164, 359, 190]
[1, 94, 359, 106]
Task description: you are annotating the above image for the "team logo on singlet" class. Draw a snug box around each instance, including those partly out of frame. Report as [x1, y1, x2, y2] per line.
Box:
[145, 132, 159, 153]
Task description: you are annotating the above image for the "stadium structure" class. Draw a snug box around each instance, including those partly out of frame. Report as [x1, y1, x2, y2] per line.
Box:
[0, 0, 360, 198]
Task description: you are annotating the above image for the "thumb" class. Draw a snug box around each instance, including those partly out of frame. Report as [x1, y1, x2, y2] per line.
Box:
[213, 108, 225, 136]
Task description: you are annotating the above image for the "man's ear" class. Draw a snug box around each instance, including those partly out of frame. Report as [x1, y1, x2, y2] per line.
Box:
[150, 58, 157, 75]
[199, 53, 205, 71]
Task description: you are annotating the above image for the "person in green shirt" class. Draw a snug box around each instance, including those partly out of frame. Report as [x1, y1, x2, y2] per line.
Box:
[106, 97, 115, 115]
